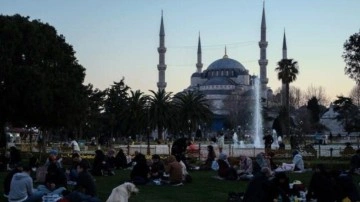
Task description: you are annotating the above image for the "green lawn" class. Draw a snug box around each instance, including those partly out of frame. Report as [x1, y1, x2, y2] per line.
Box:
[1, 169, 315, 202]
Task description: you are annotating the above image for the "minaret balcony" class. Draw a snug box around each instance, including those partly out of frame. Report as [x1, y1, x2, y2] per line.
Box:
[157, 47, 167, 53]
[157, 64, 167, 70]
[258, 41, 268, 47]
[157, 82, 167, 87]
[196, 63, 203, 68]
[258, 60, 268, 66]
[261, 78, 269, 84]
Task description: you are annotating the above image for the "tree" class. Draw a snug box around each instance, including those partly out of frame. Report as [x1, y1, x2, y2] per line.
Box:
[307, 97, 321, 123]
[0, 15, 86, 147]
[349, 85, 360, 107]
[343, 30, 360, 84]
[333, 96, 360, 133]
[289, 86, 304, 109]
[275, 58, 299, 136]
[304, 84, 329, 106]
[82, 84, 106, 139]
[103, 79, 130, 138]
[173, 91, 213, 139]
[148, 90, 173, 140]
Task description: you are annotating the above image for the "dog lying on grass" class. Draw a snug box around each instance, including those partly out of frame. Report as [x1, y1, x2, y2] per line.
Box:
[106, 182, 139, 202]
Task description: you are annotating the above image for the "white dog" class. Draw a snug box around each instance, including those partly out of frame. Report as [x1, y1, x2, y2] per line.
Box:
[106, 182, 139, 202]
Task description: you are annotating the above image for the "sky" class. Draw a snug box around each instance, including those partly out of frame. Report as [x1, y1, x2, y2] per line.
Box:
[2, 0, 360, 103]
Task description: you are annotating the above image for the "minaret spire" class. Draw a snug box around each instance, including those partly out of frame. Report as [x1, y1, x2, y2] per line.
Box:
[281, 29, 288, 105]
[258, 2, 268, 98]
[157, 11, 167, 91]
[196, 32, 203, 73]
[282, 29, 287, 59]
[223, 46, 228, 58]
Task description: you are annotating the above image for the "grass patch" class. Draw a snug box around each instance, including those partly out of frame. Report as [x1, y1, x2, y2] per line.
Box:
[0, 168, 320, 202]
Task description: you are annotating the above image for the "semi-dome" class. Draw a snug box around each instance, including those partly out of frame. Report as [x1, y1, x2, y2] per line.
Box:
[191, 72, 201, 78]
[207, 56, 246, 71]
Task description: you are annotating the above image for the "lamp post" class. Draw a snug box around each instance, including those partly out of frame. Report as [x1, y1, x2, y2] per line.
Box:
[188, 119, 191, 140]
[147, 126, 151, 155]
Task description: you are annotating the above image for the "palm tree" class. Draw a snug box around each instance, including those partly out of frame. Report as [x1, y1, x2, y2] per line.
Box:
[148, 89, 173, 140]
[173, 91, 213, 139]
[126, 90, 149, 139]
[275, 58, 299, 137]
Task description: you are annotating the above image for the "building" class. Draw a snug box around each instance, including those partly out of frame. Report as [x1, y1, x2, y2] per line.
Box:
[156, 5, 281, 131]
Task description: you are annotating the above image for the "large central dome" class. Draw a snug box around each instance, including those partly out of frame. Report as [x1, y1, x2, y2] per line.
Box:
[207, 56, 246, 71]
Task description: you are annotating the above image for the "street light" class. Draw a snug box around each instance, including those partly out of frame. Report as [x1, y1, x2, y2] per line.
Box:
[188, 119, 191, 139]
[147, 126, 151, 155]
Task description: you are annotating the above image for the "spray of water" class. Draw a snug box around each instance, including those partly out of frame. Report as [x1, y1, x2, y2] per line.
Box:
[253, 77, 263, 147]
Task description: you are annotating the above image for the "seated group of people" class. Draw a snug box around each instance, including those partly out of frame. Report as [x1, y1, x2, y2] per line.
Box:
[4, 152, 100, 202]
[203, 145, 305, 181]
[129, 152, 190, 186]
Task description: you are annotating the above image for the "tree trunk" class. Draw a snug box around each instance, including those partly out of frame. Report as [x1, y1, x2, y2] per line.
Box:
[158, 126, 163, 141]
[285, 83, 290, 137]
[0, 120, 6, 149]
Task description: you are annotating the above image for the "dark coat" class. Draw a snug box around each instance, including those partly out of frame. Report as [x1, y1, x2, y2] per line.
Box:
[75, 170, 97, 197]
[242, 173, 272, 202]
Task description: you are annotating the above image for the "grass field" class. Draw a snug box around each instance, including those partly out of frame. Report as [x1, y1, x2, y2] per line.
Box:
[1, 168, 316, 202]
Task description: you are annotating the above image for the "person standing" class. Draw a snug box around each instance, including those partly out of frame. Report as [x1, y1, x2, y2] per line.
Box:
[69, 137, 80, 154]
[217, 133, 225, 153]
[263, 134, 273, 150]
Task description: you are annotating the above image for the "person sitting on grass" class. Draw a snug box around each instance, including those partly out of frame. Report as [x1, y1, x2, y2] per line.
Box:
[7, 165, 35, 202]
[236, 155, 253, 180]
[3, 162, 23, 198]
[130, 153, 149, 185]
[268, 172, 291, 202]
[64, 160, 100, 202]
[149, 154, 165, 180]
[33, 162, 67, 200]
[67, 153, 82, 182]
[242, 167, 273, 202]
[105, 149, 116, 176]
[114, 149, 128, 169]
[292, 150, 304, 172]
[163, 155, 183, 186]
[350, 149, 360, 174]
[216, 153, 237, 180]
[306, 164, 336, 202]
[252, 152, 271, 176]
[200, 145, 216, 170]
[92, 150, 107, 176]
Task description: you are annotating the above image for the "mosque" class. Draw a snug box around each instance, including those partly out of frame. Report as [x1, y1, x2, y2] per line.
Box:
[156, 5, 287, 131]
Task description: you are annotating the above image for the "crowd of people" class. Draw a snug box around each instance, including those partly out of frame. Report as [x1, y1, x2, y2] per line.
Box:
[1, 139, 194, 202]
[2, 134, 360, 202]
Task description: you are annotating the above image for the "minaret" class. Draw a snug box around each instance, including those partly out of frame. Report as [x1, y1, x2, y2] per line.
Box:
[258, 2, 268, 98]
[281, 30, 287, 105]
[196, 33, 203, 73]
[157, 11, 167, 91]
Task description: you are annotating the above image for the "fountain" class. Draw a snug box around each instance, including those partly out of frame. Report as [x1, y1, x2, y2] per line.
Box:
[253, 77, 263, 148]
[231, 77, 264, 151]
